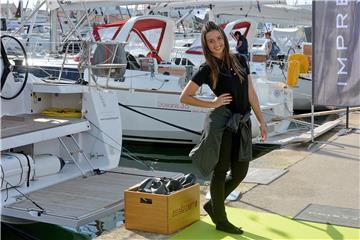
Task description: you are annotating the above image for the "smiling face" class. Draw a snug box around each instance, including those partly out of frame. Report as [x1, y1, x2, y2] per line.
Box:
[205, 30, 225, 59]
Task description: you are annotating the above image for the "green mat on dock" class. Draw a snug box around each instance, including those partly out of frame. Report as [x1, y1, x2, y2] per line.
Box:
[171, 207, 360, 240]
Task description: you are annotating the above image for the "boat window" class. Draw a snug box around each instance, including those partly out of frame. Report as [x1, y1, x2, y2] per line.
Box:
[123, 32, 150, 57]
[98, 27, 119, 41]
[142, 28, 162, 50]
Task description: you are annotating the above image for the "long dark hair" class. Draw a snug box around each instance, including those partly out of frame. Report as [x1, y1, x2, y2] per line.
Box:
[201, 21, 246, 89]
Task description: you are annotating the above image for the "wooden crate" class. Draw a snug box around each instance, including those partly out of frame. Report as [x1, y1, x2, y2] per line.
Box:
[125, 183, 200, 234]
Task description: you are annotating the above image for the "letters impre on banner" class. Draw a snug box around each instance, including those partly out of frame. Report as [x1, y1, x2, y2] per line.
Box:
[336, 0, 350, 86]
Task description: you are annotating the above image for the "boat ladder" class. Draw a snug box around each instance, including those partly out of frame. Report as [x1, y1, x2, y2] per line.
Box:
[58, 134, 96, 177]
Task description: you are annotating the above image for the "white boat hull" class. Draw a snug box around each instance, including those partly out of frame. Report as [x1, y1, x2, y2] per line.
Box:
[117, 89, 260, 144]
[89, 62, 292, 145]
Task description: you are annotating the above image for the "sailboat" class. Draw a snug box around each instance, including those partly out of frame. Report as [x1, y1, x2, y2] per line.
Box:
[84, 15, 294, 145]
[0, 24, 177, 228]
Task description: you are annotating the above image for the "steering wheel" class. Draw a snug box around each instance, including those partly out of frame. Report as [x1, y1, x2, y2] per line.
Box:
[1, 35, 29, 100]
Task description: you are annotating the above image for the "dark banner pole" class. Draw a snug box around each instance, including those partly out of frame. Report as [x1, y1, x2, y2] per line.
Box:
[346, 106, 350, 129]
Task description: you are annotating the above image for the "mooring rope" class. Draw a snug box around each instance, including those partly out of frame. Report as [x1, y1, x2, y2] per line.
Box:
[118, 102, 202, 136]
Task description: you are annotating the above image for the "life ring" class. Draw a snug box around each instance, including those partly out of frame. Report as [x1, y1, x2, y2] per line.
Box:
[42, 107, 81, 118]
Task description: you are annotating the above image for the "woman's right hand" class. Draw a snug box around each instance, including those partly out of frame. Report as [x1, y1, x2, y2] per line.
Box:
[212, 93, 232, 108]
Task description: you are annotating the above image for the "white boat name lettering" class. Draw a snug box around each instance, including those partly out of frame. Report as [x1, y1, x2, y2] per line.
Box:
[335, 0, 349, 85]
[157, 102, 190, 110]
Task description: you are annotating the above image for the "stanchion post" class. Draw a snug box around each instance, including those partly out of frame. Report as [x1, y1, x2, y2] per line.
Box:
[310, 103, 315, 143]
[346, 106, 349, 129]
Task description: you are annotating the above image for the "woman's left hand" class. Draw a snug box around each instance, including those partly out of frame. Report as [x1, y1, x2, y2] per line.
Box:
[260, 124, 267, 142]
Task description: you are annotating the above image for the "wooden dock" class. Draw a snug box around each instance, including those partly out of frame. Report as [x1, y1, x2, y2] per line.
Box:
[96, 111, 359, 239]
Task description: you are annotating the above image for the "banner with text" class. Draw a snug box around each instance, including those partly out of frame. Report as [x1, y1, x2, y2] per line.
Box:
[313, 0, 360, 106]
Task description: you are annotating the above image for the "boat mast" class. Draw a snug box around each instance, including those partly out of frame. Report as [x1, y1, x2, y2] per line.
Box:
[6, 0, 11, 19]
[50, 9, 59, 53]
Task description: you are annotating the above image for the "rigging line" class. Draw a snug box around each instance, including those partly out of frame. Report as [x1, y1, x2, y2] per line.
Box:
[151, 74, 169, 83]
[83, 132, 121, 152]
[85, 132, 154, 170]
[28, 65, 79, 72]
[86, 132, 155, 171]
[0, 177, 45, 212]
[150, 76, 168, 90]
[245, 1, 254, 18]
[86, 120, 122, 148]
[83, 130, 153, 171]
[27, 66, 57, 77]
[103, 169, 183, 179]
[122, 150, 155, 171]
[27, 66, 80, 81]
[118, 102, 202, 136]
[67, 125, 162, 177]
[262, 110, 317, 127]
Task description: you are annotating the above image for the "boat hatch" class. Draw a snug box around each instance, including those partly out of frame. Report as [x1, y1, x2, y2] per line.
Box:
[2, 168, 181, 228]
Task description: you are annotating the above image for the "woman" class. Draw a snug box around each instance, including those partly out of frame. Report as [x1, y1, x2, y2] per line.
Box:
[234, 31, 249, 57]
[264, 31, 273, 59]
[180, 21, 267, 234]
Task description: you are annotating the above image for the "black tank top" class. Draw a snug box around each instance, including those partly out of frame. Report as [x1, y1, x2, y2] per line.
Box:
[191, 54, 251, 114]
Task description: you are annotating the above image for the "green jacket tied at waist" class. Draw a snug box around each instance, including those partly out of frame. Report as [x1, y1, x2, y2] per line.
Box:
[189, 106, 252, 177]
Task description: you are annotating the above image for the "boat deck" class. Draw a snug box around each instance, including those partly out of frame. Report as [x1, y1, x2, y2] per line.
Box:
[1, 114, 90, 150]
[2, 167, 182, 228]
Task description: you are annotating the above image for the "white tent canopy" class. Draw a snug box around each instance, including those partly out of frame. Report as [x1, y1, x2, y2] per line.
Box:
[153, 0, 311, 25]
[46, 0, 179, 11]
[46, 1, 311, 25]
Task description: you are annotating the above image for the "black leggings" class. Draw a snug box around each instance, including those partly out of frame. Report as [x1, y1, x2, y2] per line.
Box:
[209, 129, 250, 222]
